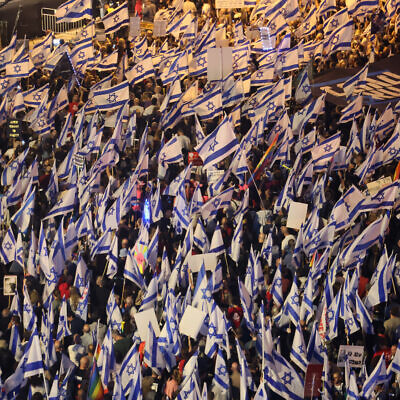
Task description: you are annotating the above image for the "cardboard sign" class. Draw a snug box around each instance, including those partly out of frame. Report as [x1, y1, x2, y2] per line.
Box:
[304, 364, 323, 398]
[215, 0, 245, 9]
[73, 153, 85, 168]
[3, 275, 17, 296]
[207, 48, 233, 81]
[153, 20, 167, 37]
[185, 253, 218, 272]
[179, 305, 207, 339]
[188, 151, 203, 166]
[337, 345, 364, 368]
[130, 17, 141, 38]
[366, 176, 392, 196]
[287, 202, 308, 230]
[260, 27, 274, 51]
[134, 308, 160, 341]
[207, 170, 224, 187]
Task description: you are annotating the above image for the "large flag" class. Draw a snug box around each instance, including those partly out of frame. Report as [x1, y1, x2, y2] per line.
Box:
[195, 116, 239, 170]
[56, 0, 92, 22]
[93, 80, 129, 111]
[102, 2, 129, 34]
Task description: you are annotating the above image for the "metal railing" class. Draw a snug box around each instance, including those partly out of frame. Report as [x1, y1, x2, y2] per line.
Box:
[41, 8, 85, 34]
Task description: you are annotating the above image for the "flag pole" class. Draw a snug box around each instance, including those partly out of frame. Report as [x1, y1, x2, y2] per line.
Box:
[42, 371, 50, 400]
[246, 165, 266, 209]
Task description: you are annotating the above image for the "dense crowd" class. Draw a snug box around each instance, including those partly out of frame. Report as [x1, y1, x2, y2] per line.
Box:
[1, 0, 400, 399]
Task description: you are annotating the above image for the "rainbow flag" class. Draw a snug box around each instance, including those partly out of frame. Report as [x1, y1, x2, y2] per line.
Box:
[249, 132, 280, 183]
[87, 359, 104, 400]
[394, 159, 400, 181]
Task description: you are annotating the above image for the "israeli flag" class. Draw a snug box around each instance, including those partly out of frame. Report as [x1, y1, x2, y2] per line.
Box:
[0, 33, 16, 70]
[56, 0, 92, 22]
[93, 80, 130, 111]
[102, 2, 129, 35]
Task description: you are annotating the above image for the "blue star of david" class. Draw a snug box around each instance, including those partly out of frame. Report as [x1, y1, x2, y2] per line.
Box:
[81, 30, 88, 38]
[375, 193, 385, 202]
[56, 198, 63, 207]
[282, 371, 293, 385]
[1, 79, 9, 89]
[59, 387, 67, 397]
[165, 60, 172, 68]
[38, 119, 46, 128]
[233, 53, 240, 62]
[208, 322, 218, 337]
[212, 197, 221, 208]
[217, 365, 227, 376]
[347, 318, 354, 327]
[37, 54, 45, 61]
[389, 147, 398, 156]
[159, 153, 166, 164]
[108, 207, 115, 216]
[65, 5, 69, 12]
[10, 160, 18, 170]
[183, 390, 191, 399]
[136, 64, 144, 74]
[324, 144, 332, 152]
[291, 294, 300, 306]
[78, 51, 85, 59]
[14, 65, 21, 73]
[0, 55, 4, 63]
[318, 343, 326, 354]
[256, 71, 264, 79]
[113, 15, 120, 23]
[249, 98, 257, 107]
[197, 57, 206, 68]
[106, 301, 114, 316]
[4, 242, 12, 251]
[33, 93, 41, 101]
[111, 320, 121, 330]
[206, 101, 215, 112]
[201, 288, 212, 302]
[126, 363, 136, 375]
[327, 309, 334, 322]
[107, 93, 118, 103]
[209, 138, 218, 152]
[76, 276, 85, 287]
[298, 344, 304, 354]
[269, 22, 276, 31]
[275, 277, 282, 288]
[48, 267, 59, 284]
[331, 19, 338, 28]
[87, 140, 95, 149]
[169, 318, 178, 333]
[313, 234, 321, 245]
[87, 99, 93, 107]
[151, 199, 157, 209]
[280, 55, 286, 64]
[303, 84, 311, 93]
[24, 304, 31, 313]
[297, 108, 306, 116]
[76, 302, 85, 313]
[302, 137, 309, 145]
[304, 23, 310, 31]
[267, 102, 275, 112]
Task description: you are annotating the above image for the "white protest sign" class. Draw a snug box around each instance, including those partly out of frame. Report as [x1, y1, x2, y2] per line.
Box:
[366, 176, 392, 196]
[186, 253, 218, 272]
[215, 0, 245, 9]
[134, 308, 160, 341]
[129, 17, 141, 38]
[179, 305, 207, 339]
[207, 170, 224, 187]
[337, 345, 364, 368]
[207, 47, 233, 81]
[286, 202, 308, 230]
[3, 275, 17, 296]
[153, 20, 167, 37]
[260, 27, 274, 50]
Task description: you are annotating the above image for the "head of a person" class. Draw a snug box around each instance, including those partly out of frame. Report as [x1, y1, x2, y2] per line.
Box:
[73, 333, 81, 345]
[79, 356, 90, 370]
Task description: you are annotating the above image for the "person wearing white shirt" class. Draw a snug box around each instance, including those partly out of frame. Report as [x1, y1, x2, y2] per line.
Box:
[68, 334, 86, 366]
[183, 0, 197, 14]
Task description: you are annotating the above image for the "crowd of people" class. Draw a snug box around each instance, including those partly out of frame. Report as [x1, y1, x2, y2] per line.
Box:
[1, 0, 400, 399]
